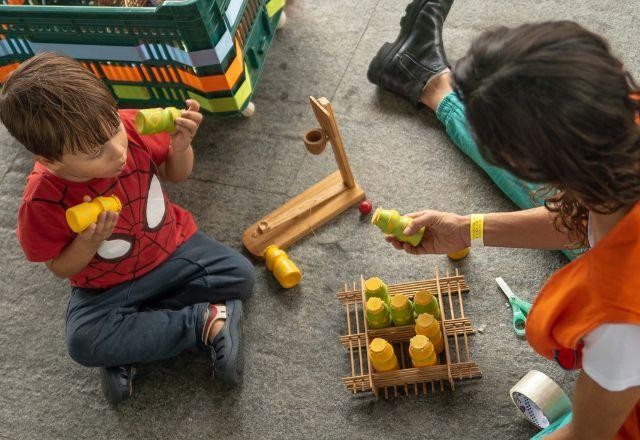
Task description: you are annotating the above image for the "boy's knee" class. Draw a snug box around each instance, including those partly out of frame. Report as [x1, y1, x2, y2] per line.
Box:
[232, 254, 255, 299]
[66, 328, 99, 367]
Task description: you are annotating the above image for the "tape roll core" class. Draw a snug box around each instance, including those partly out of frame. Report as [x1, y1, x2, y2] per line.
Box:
[510, 370, 572, 430]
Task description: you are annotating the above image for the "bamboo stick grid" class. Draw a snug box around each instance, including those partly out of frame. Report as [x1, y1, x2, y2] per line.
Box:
[338, 268, 481, 399]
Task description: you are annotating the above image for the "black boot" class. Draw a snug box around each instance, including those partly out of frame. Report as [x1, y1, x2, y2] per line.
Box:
[367, 0, 454, 106]
[100, 365, 135, 404]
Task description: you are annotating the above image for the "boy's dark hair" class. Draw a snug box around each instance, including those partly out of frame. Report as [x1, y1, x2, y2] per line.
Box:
[452, 21, 640, 245]
[0, 52, 120, 161]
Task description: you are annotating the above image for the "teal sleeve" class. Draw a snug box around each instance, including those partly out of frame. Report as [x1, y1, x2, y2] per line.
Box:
[435, 92, 580, 260]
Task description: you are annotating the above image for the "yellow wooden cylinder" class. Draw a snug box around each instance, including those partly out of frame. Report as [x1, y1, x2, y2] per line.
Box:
[264, 245, 302, 289]
[368, 338, 399, 372]
[413, 289, 441, 320]
[415, 313, 444, 354]
[447, 247, 470, 260]
[389, 293, 414, 326]
[371, 207, 425, 246]
[365, 297, 391, 329]
[409, 335, 438, 367]
[65, 195, 122, 233]
[364, 276, 390, 305]
[135, 107, 182, 134]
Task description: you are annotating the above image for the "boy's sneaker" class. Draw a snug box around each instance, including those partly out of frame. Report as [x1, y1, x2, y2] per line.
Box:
[100, 365, 135, 404]
[367, 0, 454, 106]
[203, 300, 244, 386]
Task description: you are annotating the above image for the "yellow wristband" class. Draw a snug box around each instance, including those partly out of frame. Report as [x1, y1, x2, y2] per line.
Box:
[470, 214, 485, 247]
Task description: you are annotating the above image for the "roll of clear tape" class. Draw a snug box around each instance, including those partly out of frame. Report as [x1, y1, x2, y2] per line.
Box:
[510, 370, 572, 429]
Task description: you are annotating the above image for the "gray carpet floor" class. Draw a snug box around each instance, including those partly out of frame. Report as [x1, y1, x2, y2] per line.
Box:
[1, 0, 638, 438]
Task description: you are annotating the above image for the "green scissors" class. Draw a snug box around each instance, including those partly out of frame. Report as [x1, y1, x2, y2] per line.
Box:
[496, 277, 532, 338]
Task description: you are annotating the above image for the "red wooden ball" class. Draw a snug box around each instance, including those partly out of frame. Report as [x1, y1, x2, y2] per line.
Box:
[359, 200, 373, 215]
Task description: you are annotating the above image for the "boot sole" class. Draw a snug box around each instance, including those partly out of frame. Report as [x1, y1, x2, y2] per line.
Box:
[367, 0, 431, 85]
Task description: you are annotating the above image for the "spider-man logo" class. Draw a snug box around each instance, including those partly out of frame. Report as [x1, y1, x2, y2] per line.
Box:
[86, 151, 174, 283]
[96, 171, 166, 262]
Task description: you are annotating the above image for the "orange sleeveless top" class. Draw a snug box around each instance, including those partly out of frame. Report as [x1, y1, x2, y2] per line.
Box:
[527, 203, 640, 439]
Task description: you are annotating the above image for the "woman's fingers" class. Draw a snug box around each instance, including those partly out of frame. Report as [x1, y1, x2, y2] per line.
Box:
[385, 235, 404, 250]
[403, 211, 442, 235]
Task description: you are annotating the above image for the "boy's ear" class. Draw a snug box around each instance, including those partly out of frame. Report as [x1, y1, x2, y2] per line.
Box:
[34, 154, 60, 170]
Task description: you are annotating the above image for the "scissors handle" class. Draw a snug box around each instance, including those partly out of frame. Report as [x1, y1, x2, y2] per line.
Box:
[513, 297, 532, 315]
[511, 300, 527, 338]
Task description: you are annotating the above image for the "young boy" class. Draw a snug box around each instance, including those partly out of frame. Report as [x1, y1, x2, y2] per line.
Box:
[0, 52, 255, 403]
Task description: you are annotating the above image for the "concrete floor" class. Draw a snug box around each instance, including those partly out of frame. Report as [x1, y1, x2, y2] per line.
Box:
[1, 0, 638, 438]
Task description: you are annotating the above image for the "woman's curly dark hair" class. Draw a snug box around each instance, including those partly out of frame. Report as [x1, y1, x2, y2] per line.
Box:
[451, 21, 640, 247]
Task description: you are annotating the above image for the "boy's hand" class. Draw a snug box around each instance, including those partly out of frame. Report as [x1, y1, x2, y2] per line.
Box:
[170, 99, 203, 153]
[77, 195, 118, 245]
[385, 210, 470, 255]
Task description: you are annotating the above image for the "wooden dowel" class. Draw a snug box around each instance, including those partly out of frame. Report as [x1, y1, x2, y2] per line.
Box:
[359, 276, 377, 397]
[345, 302, 357, 392]
[314, 98, 356, 189]
[446, 277, 462, 367]
[398, 342, 409, 395]
[457, 270, 472, 372]
[353, 299, 364, 379]
[435, 268, 455, 392]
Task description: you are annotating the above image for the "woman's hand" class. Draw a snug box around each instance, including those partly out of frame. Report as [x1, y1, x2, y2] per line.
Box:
[385, 210, 470, 255]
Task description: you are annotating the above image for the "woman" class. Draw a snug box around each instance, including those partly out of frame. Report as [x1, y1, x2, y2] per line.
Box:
[368, 5, 640, 439]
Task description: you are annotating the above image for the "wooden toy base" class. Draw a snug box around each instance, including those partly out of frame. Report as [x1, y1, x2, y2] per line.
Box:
[337, 268, 481, 398]
[243, 170, 364, 257]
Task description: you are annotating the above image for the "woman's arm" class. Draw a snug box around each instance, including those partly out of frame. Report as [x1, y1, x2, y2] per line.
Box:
[482, 206, 574, 249]
[388, 206, 575, 255]
[545, 372, 640, 440]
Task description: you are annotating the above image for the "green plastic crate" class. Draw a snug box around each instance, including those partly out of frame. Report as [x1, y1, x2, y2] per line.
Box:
[0, 0, 235, 49]
[0, 0, 285, 115]
[111, 4, 282, 115]
[0, 0, 254, 74]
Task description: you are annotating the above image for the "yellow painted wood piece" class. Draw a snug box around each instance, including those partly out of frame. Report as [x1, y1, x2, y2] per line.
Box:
[265, 0, 285, 17]
[415, 313, 444, 354]
[264, 245, 302, 288]
[369, 338, 399, 372]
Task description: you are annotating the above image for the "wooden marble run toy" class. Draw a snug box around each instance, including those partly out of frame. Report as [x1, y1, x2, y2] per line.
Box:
[337, 268, 481, 399]
[66, 195, 122, 233]
[242, 96, 365, 258]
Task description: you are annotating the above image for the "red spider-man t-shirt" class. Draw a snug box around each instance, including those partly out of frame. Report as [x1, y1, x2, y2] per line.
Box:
[17, 109, 198, 289]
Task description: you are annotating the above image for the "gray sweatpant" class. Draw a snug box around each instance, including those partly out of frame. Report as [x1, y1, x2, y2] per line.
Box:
[65, 231, 255, 367]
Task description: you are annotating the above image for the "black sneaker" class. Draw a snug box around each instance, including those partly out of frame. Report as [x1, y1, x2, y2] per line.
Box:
[367, 0, 454, 106]
[203, 300, 244, 386]
[100, 365, 135, 404]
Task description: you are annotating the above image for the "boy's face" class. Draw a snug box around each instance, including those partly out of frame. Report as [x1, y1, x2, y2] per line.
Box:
[40, 122, 129, 182]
